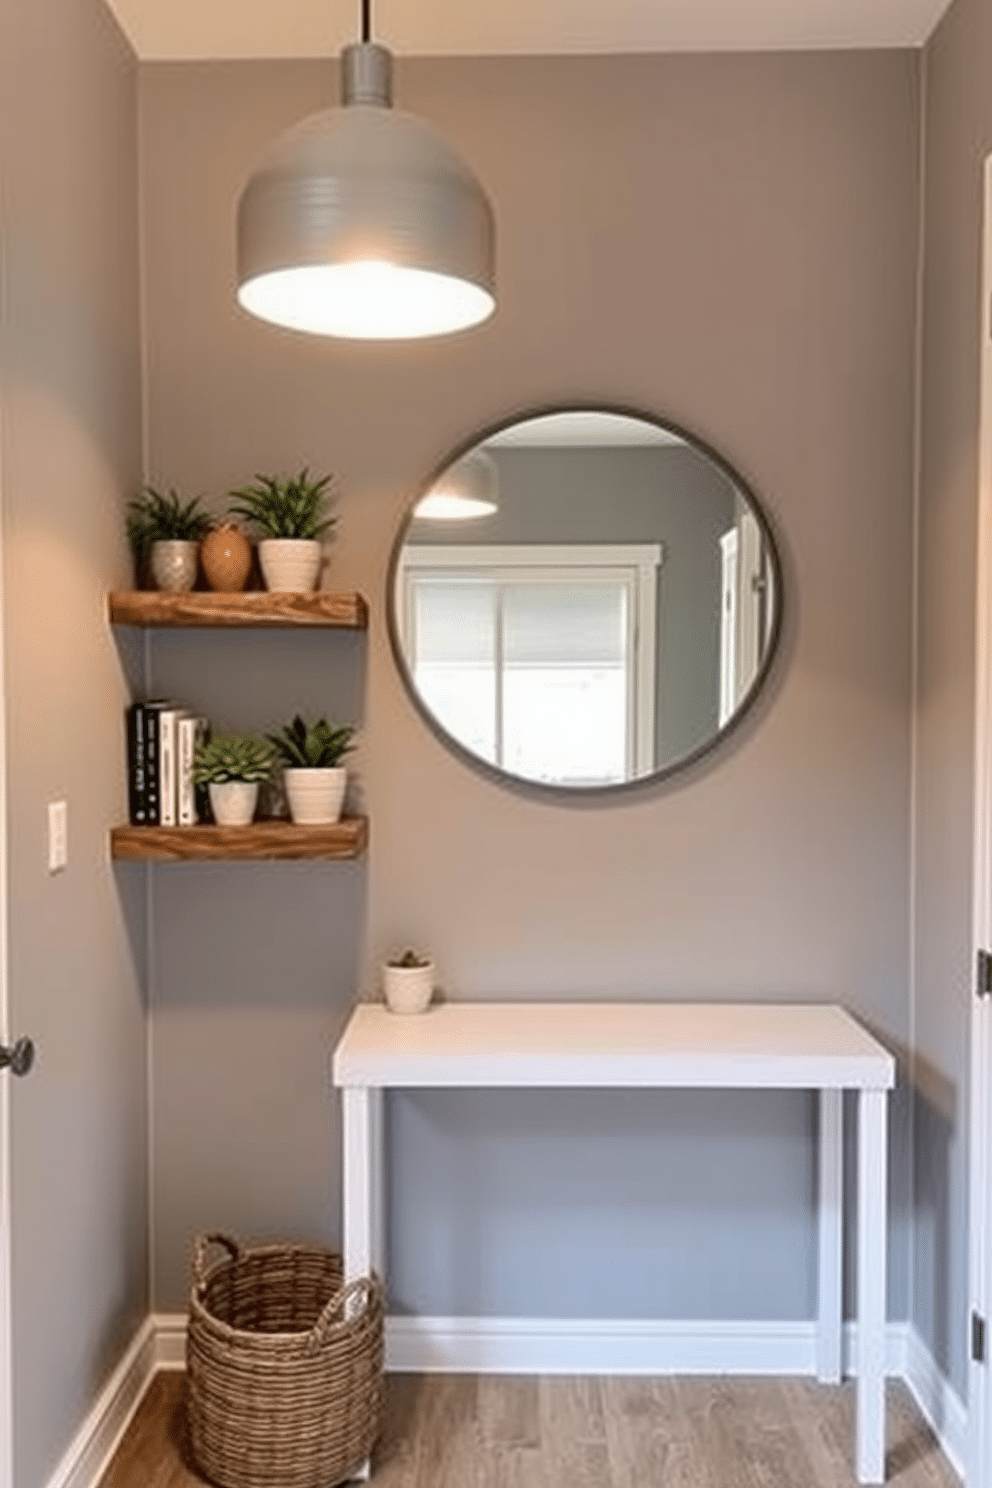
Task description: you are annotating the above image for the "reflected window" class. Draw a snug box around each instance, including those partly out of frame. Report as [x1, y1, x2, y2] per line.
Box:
[389, 407, 783, 792]
[399, 544, 662, 786]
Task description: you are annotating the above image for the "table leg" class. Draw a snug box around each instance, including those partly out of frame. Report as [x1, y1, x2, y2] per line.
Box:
[341, 1086, 384, 1484]
[342, 1085, 384, 1281]
[817, 1087, 843, 1384]
[856, 1088, 888, 1484]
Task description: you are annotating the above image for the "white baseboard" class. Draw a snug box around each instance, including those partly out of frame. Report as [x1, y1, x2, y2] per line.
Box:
[149, 1310, 912, 1380]
[387, 1314, 818, 1375]
[903, 1324, 968, 1482]
[47, 1312, 968, 1488]
[151, 1310, 188, 1371]
[385, 1314, 910, 1378]
[45, 1318, 157, 1488]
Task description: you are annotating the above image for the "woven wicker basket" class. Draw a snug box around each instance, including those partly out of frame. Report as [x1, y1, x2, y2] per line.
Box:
[186, 1233, 384, 1488]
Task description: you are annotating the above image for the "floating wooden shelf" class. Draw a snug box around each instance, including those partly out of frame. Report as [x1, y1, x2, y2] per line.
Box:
[110, 817, 368, 862]
[108, 590, 368, 629]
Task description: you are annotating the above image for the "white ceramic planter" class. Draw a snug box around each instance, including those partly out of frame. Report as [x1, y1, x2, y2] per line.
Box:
[150, 539, 199, 592]
[283, 767, 346, 825]
[258, 538, 322, 592]
[382, 962, 435, 1015]
[208, 780, 259, 826]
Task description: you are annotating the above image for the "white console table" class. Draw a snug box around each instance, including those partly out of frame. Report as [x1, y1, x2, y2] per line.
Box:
[332, 1001, 895, 1484]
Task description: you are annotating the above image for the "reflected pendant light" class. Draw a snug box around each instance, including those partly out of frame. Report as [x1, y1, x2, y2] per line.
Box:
[415, 449, 499, 519]
[236, 0, 496, 339]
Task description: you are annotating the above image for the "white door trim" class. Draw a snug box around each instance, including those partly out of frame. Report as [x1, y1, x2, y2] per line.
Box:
[967, 151, 992, 1488]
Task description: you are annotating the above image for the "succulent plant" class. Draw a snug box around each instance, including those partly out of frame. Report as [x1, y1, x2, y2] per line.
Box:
[191, 732, 275, 786]
[126, 485, 212, 574]
[387, 949, 432, 968]
[227, 469, 336, 541]
[266, 715, 356, 769]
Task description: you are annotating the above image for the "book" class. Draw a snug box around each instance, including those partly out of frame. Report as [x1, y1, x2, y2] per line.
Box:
[157, 707, 188, 827]
[142, 700, 174, 826]
[126, 701, 149, 824]
[177, 715, 209, 825]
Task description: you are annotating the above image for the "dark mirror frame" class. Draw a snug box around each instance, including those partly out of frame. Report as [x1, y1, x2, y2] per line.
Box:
[386, 403, 784, 798]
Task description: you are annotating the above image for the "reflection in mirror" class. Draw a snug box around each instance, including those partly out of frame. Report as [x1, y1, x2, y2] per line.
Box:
[413, 450, 499, 521]
[390, 409, 781, 791]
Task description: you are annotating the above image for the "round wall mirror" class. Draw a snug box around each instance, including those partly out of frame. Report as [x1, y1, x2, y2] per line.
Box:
[388, 407, 782, 793]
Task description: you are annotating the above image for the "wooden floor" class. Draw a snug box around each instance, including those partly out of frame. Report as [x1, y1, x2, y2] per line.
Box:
[97, 1370, 961, 1488]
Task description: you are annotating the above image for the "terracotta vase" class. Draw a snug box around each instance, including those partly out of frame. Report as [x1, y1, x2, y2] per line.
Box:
[200, 523, 253, 592]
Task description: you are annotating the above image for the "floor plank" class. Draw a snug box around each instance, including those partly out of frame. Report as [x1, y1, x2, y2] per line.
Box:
[96, 1371, 961, 1488]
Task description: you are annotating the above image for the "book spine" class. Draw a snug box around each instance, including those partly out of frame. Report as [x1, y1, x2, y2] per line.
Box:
[144, 705, 162, 825]
[159, 709, 181, 827]
[177, 717, 193, 826]
[126, 702, 148, 825]
[177, 716, 207, 825]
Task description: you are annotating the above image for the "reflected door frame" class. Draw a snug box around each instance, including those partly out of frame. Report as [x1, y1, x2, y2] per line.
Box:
[718, 527, 738, 726]
[719, 512, 765, 729]
[967, 150, 992, 1488]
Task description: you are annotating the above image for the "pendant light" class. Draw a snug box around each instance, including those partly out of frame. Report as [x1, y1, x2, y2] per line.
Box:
[414, 449, 499, 520]
[236, 0, 496, 339]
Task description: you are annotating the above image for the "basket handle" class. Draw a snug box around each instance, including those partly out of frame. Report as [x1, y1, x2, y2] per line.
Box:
[310, 1273, 381, 1346]
[193, 1231, 241, 1290]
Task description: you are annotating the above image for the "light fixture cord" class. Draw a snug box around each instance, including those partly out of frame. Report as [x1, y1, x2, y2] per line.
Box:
[361, 0, 371, 43]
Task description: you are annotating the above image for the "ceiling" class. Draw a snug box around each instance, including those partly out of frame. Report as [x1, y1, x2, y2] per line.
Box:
[104, 0, 956, 62]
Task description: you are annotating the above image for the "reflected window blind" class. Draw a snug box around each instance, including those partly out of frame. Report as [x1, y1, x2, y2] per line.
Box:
[399, 544, 661, 783]
[502, 583, 626, 667]
[412, 581, 495, 666]
[411, 579, 627, 670]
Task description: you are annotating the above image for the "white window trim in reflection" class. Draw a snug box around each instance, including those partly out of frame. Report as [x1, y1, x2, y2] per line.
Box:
[397, 543, 663, 785]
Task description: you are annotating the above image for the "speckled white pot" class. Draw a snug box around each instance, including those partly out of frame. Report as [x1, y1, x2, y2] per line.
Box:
[283, 767, 346, 825]
[382, 962, 435, 1015]
[208, 781, 258, 826]
[151, 539, 199, 592]
[258, 538, 322, 592]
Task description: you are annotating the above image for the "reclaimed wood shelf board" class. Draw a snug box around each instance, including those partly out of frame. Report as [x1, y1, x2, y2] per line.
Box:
[110, 817, 368, 862]
[108, 590, 368, 629]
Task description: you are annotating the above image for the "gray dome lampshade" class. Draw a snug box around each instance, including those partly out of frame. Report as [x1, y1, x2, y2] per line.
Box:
[237, 42, 496, 339]
[415, 449, 499, 519]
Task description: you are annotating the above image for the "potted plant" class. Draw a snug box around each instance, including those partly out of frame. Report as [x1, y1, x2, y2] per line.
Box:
[227, 469, 336, 592]
[382, 949, 435, 1015]
[126, 485, 212, 592]
[191, 732, 275, 827]
[266, 714, 356, 825]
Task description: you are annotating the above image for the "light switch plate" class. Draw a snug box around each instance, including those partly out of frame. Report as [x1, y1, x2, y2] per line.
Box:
[47, 800, 67, 873]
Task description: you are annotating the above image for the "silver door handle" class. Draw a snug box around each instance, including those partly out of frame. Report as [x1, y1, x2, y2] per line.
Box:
[0, 1038, 34, 1077]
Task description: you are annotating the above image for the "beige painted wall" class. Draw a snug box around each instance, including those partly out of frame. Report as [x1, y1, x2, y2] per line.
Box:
[915, 0, 992, 1399]
[0, 0, 147, 1481]
[139, 51, 921, 1316]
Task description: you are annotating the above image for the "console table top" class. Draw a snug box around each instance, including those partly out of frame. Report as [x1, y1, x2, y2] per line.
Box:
[332, 1001, 895, 1091]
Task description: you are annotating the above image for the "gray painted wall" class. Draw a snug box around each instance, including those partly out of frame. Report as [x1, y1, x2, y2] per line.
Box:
[0, 0, 147, 1483]
[139, 50, 920, 1322]
[405, 442, 737, 767]
[0, 1, 985, 1466]
[914, 0, 992, 1399]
